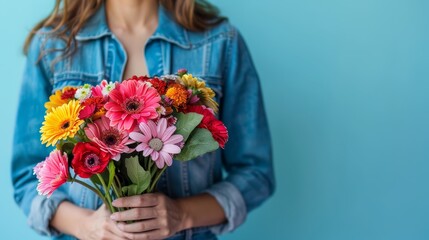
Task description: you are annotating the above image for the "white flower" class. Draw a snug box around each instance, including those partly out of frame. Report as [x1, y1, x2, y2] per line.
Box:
[74, 84, 92, 100]
[102, 82, 116, 96]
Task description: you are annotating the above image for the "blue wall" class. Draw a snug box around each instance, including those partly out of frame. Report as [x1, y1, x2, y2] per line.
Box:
[1, 0, 429, 239]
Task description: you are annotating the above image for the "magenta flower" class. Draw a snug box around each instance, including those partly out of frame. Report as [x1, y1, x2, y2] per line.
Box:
[105, 80, 161, 131]
[84, 116, 132, 161]
[129, 118, 183, 168]
[34, 150, 69, 197]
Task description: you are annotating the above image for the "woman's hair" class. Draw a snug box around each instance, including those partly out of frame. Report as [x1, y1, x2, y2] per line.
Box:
[23, 0, 225, 55]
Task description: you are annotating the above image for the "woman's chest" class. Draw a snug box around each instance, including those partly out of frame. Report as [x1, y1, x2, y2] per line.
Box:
[112, 30, 152, 79]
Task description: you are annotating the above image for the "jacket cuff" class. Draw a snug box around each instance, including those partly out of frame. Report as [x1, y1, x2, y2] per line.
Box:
[204, 181, 247, 234]
[27, 192, 69, 236]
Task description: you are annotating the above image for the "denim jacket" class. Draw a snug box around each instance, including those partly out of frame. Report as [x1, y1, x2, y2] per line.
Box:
[12, 4, 274, 240]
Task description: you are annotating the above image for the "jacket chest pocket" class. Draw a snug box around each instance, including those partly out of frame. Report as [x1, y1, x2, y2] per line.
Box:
[51, 72, 105, 93]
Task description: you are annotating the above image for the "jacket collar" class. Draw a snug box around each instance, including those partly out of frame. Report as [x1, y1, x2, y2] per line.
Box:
[75, 3, 190, 49]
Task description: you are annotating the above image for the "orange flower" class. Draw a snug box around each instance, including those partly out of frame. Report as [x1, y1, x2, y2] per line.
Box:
[45, 87, 77, 113]
[165, 83, 189, 109]
[92, 107, 106, 120]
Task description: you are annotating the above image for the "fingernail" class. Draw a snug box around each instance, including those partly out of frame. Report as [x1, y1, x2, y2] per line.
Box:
[112, 200, 118, 206]
[110, 213, 118, 220]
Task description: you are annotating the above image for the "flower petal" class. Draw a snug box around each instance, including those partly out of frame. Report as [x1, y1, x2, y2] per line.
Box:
[163, 134, 183, 145]
[160, 151, 173, 166]
[155, 159, 165, 169]
[161, 126, 176, 142]
[162, 144, 181, 154]
[129, 132, 145, 142]
[143, 146, 153, 156]
[151, 151, 159, 161]
[136, 143, 149, 152]
[157, 118, 167, 137]
[139, 122, 153, 138]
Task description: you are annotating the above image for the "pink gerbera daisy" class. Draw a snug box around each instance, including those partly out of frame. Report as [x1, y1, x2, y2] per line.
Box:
[129, 118, 183, 168]
[34, 150, 69, 197]
[85, 116, 132, 161]
[105, 80, 161, 131]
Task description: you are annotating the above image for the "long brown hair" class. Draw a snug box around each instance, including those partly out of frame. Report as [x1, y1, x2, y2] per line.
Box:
[23, 0, 225, 55]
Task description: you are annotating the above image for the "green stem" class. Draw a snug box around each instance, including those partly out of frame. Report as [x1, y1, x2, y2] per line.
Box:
[111, 180, 122, 199]
[114, 175, 122, 190]
[148, 167, 166, 193]
[147, 157, 153, 171]
[111, 180, 125, 212]
[73, 178, 108, 207]
[114, 175, 128, 211]
[97, 174, 116, 213]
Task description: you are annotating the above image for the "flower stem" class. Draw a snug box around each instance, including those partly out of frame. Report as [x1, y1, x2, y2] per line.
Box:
[111, 179, 125, 212]
[148, 166, 166, 193]
[72, 178, 108, 207]
[97, 174, 116, 213]
[111, 179, 122, 199]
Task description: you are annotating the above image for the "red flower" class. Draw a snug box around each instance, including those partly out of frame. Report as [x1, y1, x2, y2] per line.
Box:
[79, 96, 105, 120]
[207, 118, 228, 149]
[61, 88, 77, 100]
[128, 75, 150, 82]
[185, 105, 228, 148]
[72, 142, 111, 178]
[147, 77, 167, 95]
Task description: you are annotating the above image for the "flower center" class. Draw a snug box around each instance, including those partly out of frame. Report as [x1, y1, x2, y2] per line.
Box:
[102, 129, 121, 146]
[124, 98, 141, 113]
[61, 121, 70, 129]
[84, 153, 100, 168]
[149, 138, 163, 151]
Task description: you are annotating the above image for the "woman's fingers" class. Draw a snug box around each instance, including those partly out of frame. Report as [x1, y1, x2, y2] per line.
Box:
[127, 229, 168, 240]
[107, 220, 133, 239]
[112, 194, 159, 208]
[111, 207, 158, 222]
[117, 219, 161, 233]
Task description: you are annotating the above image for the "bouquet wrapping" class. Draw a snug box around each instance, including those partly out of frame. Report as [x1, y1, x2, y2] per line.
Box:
[34, 70, 228, 213]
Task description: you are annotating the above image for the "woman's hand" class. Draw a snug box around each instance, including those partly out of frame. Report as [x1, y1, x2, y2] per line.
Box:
[77, 204, 132, 240]
[110, 193, 189, 240]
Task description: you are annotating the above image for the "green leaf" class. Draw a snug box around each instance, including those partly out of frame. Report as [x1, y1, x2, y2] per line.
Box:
[175, 128, 219, 161]
[122, 184, 139, 196]
[59, 142, 75, 155]
[174, 112, 203, 142]
[123, 156, 151, 195]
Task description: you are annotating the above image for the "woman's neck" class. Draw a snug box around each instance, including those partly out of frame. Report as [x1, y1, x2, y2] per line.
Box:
[105, 0, 159, 33]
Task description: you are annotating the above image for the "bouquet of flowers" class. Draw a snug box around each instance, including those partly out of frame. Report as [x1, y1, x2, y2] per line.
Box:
[34, 70, 228, 213]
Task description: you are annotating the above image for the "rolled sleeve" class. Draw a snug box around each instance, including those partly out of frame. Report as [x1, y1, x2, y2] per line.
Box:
[204, 181, 247, 234]
[28, 191, 69, 236]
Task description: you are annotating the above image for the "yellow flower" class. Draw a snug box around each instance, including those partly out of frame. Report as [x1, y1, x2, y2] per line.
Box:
[165, 83, 189, 109]
[179, 74, 218, 113]
[44, 87, 76, 113]
[45, 90, 68, 113]
[40, 100, 84, 147]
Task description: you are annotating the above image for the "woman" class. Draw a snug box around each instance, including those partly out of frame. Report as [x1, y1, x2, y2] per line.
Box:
[12, 0, 274, 239]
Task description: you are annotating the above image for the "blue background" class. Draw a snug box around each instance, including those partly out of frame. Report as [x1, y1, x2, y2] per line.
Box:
[1, 0, 429, 239]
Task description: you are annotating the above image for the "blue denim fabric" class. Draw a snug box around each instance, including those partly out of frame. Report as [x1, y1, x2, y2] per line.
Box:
[12, 4, 275, 240]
